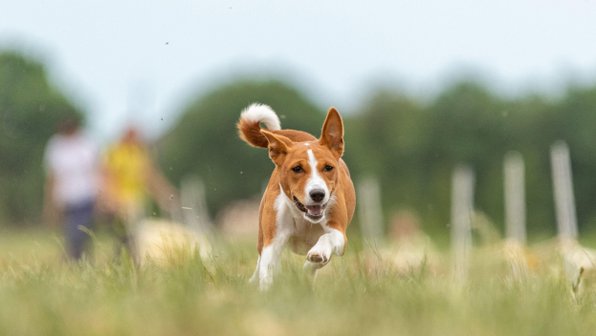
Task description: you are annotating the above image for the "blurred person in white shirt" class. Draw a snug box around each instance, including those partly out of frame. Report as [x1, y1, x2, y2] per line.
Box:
[43, 117, 100, 261]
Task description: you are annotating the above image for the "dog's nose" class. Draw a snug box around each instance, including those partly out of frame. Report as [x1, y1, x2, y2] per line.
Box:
[309, 189, 326, 203]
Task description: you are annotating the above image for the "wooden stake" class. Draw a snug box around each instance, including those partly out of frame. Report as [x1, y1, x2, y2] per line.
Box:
[181, 176, 213, 235]
[451, 165, 475, 283]
[357, 176, 384, 245]
[504, 151, 526, 245]
[550, 141, 578, 240]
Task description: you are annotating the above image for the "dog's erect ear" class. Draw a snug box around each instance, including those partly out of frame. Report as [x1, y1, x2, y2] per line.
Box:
[319, 107, 344, 158]
[261, 130, 293, 166]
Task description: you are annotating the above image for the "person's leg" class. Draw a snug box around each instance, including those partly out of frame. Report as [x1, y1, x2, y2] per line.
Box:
[64, 200, 95, 261]
[110, 210, 137, 262]
[110, 215, 127, 258]
[123, 205, 142, 263]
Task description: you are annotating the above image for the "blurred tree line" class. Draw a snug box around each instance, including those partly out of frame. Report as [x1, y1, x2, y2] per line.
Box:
[2, 50, 596, 241]
[0, 51, 82, 225]
[161, 79, 596, 240]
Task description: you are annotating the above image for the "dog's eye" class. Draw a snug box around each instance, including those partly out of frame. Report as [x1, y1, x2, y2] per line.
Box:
[323, 165, 334, 172]
[292, 165, 303, 173]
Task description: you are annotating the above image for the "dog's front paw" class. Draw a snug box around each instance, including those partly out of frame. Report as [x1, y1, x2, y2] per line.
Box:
[306, 247, 331, 266]
[307, 252, 328, 264]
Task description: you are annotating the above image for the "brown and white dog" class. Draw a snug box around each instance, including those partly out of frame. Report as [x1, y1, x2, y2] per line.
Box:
[237, 103, 356, 289]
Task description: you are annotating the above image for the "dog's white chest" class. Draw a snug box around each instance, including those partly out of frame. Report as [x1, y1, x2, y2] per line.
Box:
[273, 192, 326, 254]
[288, 217, 326, 255]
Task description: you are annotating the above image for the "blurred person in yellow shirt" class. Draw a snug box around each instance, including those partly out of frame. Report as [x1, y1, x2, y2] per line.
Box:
[100, 126, 178, 260]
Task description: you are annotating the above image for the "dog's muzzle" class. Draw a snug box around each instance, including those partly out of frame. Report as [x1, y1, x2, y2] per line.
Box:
[293, 196, 326, 221]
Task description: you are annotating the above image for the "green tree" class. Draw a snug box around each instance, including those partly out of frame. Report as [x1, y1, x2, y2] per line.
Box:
[0, 50, 83, 225]
[350, 80, 596, 239]
[350, 82, 509, 235]
[554, 85, 596, 233]
[345, 90, 429, 219]
[425, 81, 507, 231]
[501, 95, 557, 236]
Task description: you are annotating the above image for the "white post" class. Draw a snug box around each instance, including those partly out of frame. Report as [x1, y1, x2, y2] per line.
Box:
[451, 165, 475, 283]
[357, 176, 384, 245]
[550, 141, 578, 241]
[181, 176, 213, 234]
[504, 151, 526, 245]
[180, 175, 214, 265]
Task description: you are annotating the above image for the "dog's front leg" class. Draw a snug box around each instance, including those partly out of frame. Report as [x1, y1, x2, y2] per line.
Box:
[304, 227, 345, 273]
[257, 235, 289, 290]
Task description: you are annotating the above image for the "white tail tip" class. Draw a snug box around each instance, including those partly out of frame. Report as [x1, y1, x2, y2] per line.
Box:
[240, 103, 281, 130]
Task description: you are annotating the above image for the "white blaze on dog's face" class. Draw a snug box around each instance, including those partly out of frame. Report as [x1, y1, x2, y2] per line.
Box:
[286, 143, 338, 223]
[260, 108, 344, 223]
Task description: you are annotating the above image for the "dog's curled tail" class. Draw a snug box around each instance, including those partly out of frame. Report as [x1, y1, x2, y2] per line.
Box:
[237, 103, 281, 148]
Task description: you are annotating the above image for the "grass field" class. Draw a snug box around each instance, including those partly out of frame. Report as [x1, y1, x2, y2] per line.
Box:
[0, 228, 595, 336]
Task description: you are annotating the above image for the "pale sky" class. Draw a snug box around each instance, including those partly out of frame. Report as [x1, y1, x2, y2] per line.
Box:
[2, 0, 596, 141]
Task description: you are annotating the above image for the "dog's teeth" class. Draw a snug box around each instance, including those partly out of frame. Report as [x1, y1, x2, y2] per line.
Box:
[307, 205, 323, 216]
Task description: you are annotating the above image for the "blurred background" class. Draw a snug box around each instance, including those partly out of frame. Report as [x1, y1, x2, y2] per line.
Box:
[2, 0, 596, 245]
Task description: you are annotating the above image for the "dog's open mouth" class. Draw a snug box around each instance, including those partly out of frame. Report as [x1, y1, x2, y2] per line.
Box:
[293, 196, 326, 220]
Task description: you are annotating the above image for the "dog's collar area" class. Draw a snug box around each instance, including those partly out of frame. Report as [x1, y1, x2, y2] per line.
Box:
[293, 196, 326, 221]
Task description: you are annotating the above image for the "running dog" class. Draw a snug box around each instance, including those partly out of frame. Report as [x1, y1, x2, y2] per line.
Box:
[237, 103, 356, 290]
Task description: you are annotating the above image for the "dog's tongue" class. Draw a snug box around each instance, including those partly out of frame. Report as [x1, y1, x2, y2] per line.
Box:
[306, 205, 323, 217]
